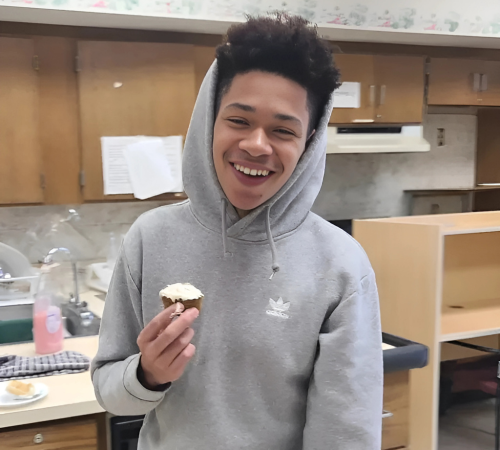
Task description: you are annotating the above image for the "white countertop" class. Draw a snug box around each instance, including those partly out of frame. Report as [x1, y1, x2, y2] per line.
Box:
[0, 290, 395, 429]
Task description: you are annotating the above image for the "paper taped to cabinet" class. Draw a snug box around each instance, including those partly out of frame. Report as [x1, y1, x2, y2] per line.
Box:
[101, 136, 183, 198]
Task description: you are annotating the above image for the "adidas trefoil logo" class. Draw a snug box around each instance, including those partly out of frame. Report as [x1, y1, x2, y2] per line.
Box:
[266, 297, 290, 319]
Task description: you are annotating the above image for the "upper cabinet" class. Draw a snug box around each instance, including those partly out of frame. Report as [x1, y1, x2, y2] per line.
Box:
[0, 37, 44, 204]
[330, 54, 425, 125]
[77, 40, 197, 201]
[194, 46, 216, 94]
[428, 58, 500, 106]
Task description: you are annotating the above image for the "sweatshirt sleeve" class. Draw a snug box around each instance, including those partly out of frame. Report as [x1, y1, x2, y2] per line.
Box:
[302, 270, 383, 450]
[91, 239, 168, 416]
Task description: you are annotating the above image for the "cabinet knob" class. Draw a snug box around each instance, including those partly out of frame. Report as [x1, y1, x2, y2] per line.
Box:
[376, 114, 382, 118]
[382, 410, 393, 419]
[33, 433, 44, 444]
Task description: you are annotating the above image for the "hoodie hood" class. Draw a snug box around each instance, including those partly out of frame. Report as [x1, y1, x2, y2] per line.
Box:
[182, 61, 334, 244]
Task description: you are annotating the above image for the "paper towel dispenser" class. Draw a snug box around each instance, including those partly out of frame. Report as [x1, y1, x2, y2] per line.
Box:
[326, 125, 430, 154]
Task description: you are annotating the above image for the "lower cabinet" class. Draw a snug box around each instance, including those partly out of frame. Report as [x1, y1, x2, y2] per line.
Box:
[0, 415, 104, 450]
[382, 370, 410, 450]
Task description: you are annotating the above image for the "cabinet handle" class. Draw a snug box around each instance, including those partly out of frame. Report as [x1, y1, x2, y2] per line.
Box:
[379, 85, 386, 106]
[33, 433, 44, 444]
[481, 74, 488, 92]
[369, 85, 376, 106]
[473, 73, 481, 92]
[382, 410, 393, 419]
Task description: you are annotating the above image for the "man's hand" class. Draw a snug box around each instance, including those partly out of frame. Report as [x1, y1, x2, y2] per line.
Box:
[137, 305, 199, 389]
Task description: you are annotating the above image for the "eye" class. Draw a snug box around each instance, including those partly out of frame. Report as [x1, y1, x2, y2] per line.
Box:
[227, 118, 248, 126]
[276, 128, 295, 136]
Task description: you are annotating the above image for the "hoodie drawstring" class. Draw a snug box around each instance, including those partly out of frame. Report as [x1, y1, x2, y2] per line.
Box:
[266, 206, 280, 280]
[220, 198, 230, 255]
[220, 199, 280, 280]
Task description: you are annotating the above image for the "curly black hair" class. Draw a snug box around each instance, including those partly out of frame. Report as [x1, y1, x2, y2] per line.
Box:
[215, 12, 340, 134]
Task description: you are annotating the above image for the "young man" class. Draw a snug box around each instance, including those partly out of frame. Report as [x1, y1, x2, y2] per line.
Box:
[92, 13, 383, 450]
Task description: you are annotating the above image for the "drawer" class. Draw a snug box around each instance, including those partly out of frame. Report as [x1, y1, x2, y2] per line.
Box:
[0, 417, 98, 450]
[382, 371, 410, 450]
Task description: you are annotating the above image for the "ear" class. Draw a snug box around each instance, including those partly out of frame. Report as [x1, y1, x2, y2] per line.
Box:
[307, 129, 316, 141]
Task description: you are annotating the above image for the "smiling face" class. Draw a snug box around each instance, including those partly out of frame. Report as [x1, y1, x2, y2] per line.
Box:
[213, 71, 313, 215]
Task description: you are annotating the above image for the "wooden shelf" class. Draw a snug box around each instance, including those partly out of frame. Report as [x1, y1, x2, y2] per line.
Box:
[440, 298, 500, 342]
[442, 224, 500, 235]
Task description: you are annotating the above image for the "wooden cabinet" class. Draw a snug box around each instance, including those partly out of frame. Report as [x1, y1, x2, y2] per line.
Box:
[77, 40, 197, 201]
[373, 56, 425, 124]
[0, 37, 44, 205]
[428, 58, 500, 106]
[194, 46, 216, 94]
[382, 371, 409, 450]
[330, 54, 375, 124]
[355, 212, 500, 450]
[477, 108, 500, 185]
[330, 54, 425, 125]
[35, 36, 82, 205]
[1, 416, 99, 449]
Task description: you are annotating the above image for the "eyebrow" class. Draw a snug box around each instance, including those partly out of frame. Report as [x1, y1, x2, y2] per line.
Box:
[225, 102, 256, 113]
[225, 103, 303, 128]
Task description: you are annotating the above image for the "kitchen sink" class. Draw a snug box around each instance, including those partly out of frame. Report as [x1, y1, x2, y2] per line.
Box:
[0, 301, 101, 345]
[0, 303, 33, 321]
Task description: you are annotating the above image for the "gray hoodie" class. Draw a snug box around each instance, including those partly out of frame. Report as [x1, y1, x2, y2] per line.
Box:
[92, 62, 383, 450]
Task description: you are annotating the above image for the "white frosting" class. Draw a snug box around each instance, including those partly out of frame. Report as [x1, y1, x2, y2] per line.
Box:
[160, 283, 203, 301]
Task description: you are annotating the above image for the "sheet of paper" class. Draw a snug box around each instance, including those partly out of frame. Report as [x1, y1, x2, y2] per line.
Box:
[332, 81, 361, 109]
[124, 136, 183, 200]
[101, 136, 144, 195]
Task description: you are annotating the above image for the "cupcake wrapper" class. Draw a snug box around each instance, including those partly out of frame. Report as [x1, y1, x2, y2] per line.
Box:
[161, 295, 204, 312]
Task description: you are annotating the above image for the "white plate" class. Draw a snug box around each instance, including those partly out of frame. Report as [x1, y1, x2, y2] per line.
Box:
[0, 382, 48, 408]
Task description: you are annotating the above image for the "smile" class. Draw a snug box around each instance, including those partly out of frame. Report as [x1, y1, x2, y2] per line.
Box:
[233, 163, 270, 177]
[230, 163, 274, 187]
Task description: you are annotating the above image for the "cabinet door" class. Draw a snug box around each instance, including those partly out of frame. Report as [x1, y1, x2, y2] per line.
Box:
[1, 417, 98, 449]
[194, 46, 216, 94]
[0, 37, 43, 204]
[476, 108, 500, 184]
[477, 60, 500, 106]
[382, 371, 409, 450]
[330, 54, 375, 124]
[78, 41, 196, 201]
[374, 55, 425, 123]
[428, 58, 481, 105]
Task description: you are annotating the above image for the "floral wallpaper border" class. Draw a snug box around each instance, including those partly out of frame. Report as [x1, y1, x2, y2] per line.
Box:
[3, 0, 500, 37]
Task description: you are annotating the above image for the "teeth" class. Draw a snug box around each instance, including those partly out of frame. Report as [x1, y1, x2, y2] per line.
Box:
[233, 164, 270, 177]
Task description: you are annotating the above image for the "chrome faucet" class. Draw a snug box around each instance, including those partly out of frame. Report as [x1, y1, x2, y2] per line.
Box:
[43, 247, 80, 305]
[42, 247, 100, 336]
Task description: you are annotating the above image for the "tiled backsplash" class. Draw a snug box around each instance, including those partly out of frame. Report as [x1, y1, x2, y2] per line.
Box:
[0, 200, 179, 263]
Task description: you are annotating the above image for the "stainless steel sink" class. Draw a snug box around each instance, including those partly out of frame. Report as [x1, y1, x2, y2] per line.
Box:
[0, 303, 32, 321]
[0, 301, 101, 345]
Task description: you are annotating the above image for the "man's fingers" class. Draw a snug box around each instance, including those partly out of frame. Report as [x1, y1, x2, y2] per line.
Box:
[137, 305, 177, 345]
[150, 308, 199, 356]
[167, 344, 196, 381]
[159, 327, 195, 364]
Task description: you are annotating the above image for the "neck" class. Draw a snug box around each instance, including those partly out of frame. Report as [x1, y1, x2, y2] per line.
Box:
[236, 208, 251, 218]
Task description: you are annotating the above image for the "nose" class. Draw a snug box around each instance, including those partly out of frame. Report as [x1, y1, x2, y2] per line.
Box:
[239, 128, 272, 157]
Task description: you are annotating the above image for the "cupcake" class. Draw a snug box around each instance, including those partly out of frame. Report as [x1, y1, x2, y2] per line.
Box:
[160, 283, 204, 317]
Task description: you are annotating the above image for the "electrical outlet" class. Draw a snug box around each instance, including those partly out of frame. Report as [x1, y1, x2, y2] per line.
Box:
[437, 128, 445, 147]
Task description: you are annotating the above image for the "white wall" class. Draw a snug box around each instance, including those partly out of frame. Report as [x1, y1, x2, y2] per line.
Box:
[312, 114, 477, 220]
[3, 0, 500, 37]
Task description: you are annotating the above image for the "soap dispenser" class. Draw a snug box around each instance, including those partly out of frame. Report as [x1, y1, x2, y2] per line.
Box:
[33, 257, 66, 354]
